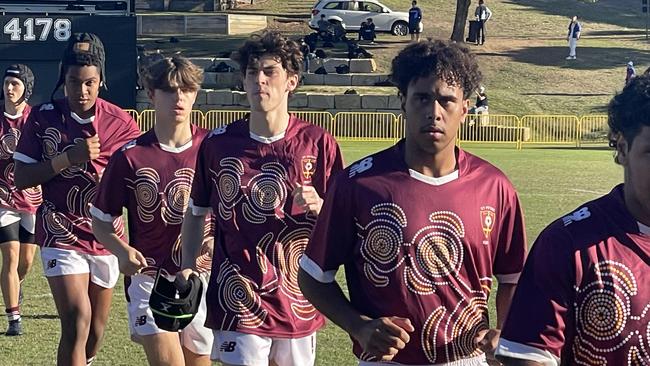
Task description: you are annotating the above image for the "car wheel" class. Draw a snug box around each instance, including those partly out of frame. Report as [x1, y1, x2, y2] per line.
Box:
[391, 21, 408, 36]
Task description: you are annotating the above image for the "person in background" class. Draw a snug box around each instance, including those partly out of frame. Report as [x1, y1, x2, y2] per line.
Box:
[626, 61, 636, 86]
[474, 0, 493, 45]
[566, 15, 581, 60]
[0, 64, 41, 337]
[408, 0, 422, 42]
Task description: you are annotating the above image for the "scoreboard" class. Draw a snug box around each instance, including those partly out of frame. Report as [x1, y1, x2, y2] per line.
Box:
[0, 1, 137, 108]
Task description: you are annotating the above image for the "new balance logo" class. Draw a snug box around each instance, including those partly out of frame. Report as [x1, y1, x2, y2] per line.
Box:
[134, 315, 147, 327]
[220, 341, 236, 353]
[47, 259, 57, 269]
[562, 207, 591, 226]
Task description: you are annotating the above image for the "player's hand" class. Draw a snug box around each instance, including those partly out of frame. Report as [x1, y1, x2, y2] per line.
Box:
[174, 268, 198, 293]
[67, 135, 101, 164]
[292, 183, 324, 216]
[474, 328, 501, 362]
[117, 247, 147, 276]
[353, 316, 415, 362]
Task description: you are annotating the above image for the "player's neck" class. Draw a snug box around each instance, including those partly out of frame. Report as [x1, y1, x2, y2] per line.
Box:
[623, 182, 650, 228]
[249, 108, 290, 137]
[3, 101, 24, 116]
[154, 119, 193, 148]
[404, 142, 457, 178]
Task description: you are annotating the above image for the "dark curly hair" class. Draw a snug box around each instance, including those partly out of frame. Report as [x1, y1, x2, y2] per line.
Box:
[608, 73, 650, 150]
[390, 40, 482, 99]
[231, 31, 303, 76]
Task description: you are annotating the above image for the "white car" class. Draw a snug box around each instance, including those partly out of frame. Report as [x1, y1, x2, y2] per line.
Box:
[308, 0, 413, 36]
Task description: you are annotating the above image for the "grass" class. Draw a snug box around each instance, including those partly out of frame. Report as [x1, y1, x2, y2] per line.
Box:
[140, 0, 650, 117]
[0, 141, 621, 365]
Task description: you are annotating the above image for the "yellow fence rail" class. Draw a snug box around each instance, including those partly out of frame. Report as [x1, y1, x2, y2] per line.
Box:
[131, 110, 612, 149]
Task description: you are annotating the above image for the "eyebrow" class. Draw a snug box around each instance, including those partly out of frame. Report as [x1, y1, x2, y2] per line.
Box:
[66, 76, 99, 82]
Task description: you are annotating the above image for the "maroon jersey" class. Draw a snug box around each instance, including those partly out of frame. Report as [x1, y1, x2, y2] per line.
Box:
[301, 141, 527, 364]
[0, 105, 41, 213]
[14, 98, 141, 255]
[91, 126, 213, 275]
[497, 185, 650, 366]
[190, 115, 344, 338]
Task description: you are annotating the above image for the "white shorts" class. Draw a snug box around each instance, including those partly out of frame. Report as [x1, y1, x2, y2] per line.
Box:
[0, 208, 35, 233]
[40, 247, 120, 288]
[128, 272, 213, 356]
[359, 353, 488, 366]
[212, 331, 316, 366]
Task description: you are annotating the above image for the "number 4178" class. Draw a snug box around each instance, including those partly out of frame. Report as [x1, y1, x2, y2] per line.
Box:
[3, 18, 71, 42]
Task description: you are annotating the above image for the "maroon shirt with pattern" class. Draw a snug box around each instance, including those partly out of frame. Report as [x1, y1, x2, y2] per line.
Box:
[14, 98, 140, 255]
[301, 141, 527, 364]
[190, 115, 344, 338]
[0, 105, 41, 213]
[92, 126, 213, 275]
[498, 184, 650, 365]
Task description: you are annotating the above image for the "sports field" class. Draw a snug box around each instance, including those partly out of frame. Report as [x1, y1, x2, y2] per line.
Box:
[0, 141, 622, 365]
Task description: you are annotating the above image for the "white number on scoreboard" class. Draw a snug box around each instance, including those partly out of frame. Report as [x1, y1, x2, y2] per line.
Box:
[3, 17, 71, 42]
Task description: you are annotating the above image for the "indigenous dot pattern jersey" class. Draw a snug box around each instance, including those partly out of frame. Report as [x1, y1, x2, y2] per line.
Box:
[497, 184, 650, 366]
[14, 98, 141, 255]
[301, 141, 527, 364]
[190, 115, 344, 338]
[92, 126, 213, 275]
[0, 104, 41, 213]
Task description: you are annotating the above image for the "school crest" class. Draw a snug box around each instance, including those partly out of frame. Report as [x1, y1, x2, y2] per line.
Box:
[301, 156, 317, 183]
[480, 206, 496, 240]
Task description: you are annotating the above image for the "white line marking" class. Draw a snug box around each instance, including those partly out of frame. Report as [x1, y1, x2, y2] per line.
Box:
[570, 188, 607, 195]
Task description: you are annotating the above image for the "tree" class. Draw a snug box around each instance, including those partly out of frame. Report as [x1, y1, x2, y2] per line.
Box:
[451, 0, 472, 42]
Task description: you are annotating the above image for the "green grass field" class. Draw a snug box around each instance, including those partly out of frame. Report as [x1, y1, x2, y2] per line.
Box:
[0, 141, 622, 365]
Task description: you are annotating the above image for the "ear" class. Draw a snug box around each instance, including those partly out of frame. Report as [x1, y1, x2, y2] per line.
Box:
[286, 73, 299, 93]
[460, 98, 470, 123]
[146, 89, 155, 104]
[616, 135, 629, 165]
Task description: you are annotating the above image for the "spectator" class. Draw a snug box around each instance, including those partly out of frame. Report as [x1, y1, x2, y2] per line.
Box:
[360, 18, 376, 43]
[566, 15, 581, 60]
[626, 61, 636, 85]
[474, 0, 492, 45]
[470, 85, 489, 115]
[300, 38, 314, 73]
[332, 21, 347, 43]
[318, 14, 333, 42]
[408, 0, 422, 42]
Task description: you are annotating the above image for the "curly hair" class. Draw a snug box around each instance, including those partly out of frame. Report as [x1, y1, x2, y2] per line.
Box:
[231, 31, 303, 76]
[142, 56, 203, 92]
[390, 40, 482, 99]
[607, 73, 650, 149]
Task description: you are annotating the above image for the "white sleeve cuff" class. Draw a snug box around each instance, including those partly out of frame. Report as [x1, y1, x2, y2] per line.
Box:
[495, 338, 560, 366]
[299, 255, 337, 283]
[189, 198, 212, 216]
[89, 206, 118, 222]
[495, 272, 521, 284]
[13, 152, 38, 164]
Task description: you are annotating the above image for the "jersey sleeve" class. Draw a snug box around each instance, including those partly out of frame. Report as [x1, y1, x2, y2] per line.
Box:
[91, 148, 132, 222]
[189, 137, 213, 216]
[300, 171, 357, 283]
[493, 185, 527, 284]
[14, 110, 42, 164]
[495, 222, 575, 364]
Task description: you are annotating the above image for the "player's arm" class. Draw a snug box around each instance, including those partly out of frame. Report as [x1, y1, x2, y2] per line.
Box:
[15, 136, 100, 189]
[179, 207, 208, 272]
[92, 217, 146, 275]
[298, 267, 413, 362]
[496, 282, 517, 329]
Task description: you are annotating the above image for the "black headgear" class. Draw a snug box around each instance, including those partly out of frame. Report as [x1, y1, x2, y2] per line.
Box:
[51, 32, 107, 100]
[2, 64, 35, 102]
[150, 271, 203, 332]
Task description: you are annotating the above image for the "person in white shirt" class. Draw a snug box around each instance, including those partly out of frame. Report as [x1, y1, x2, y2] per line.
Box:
[474, 0, 492, 45]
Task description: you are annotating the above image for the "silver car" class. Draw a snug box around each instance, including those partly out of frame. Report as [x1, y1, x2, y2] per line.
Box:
[309, 0, 413, 36]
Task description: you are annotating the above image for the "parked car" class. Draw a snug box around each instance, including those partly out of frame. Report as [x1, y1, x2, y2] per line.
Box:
[308, 0, 413, 36]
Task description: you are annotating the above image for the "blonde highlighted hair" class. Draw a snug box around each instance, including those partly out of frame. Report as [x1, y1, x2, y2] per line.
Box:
[142, 56, 203, 92]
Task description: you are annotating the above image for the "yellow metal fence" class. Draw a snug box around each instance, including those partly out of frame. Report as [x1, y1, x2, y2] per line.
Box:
[128, 110, 610, 149]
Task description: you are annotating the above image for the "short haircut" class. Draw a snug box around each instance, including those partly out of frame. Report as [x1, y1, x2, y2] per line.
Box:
[389, 40, 482, 99]
[232, 31, 303, 76]
[607, 73, 650, 148]
[142, 56, 203, 92]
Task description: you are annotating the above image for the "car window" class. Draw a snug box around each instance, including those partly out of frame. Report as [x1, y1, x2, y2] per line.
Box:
[360, 2, 383, 12]
[324, 1, 343, 9]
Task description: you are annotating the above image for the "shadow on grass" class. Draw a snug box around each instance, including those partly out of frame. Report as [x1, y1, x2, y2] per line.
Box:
[502, 0, 645, 30]
[138, 35, 251, 57]
[22, 314, 59, 320]
[521, 92, 611, 97]
[502, 46, 650, 70]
